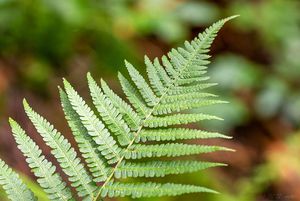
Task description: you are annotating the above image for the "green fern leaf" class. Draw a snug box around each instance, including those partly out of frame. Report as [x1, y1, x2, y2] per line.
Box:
[125, 143, 232, 159]
[161, 92, 217, 104]
[168, 83, 218, 95]
[118, 73, 151, 117]
[100, 79, 141, 131]
[145, 55, 165, 96]
[87, 73, 134, 146]
[2, 16, 238, 201]
[59, 88, 110, 183]
[144, 113, 223, 127]
[181, 70, 208, 78]
[9, 118, 72, 201]
[115, 161, 226, 178]
[152, 57, 172, 87]
[177, 76, 210, 85]
[0, 159, 36, 201]
[153, 99, 228, 115]
[63, 79, 122, 164]
[136, 128, 231, 142]
[125, 61, 159, 106]
[101, 182, 217, 198]
[23, 100, 96, 199]
[162, 55, 177, 79]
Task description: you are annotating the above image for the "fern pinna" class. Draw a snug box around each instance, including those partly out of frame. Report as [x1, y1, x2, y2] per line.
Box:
[0, 16, 237, 201]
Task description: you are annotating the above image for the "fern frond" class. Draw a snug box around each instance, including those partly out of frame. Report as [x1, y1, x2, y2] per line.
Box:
[59, 88, 110, 183]
[9, 118, 72, 201]
[136, 128, 231, 142]
[97, 16, 238, 200]
[3, 16, 238, 201]
[101, 182, 217, 198]
[125, 143, 232, 159]
[63, 79, 122, 164]
[87, 73, 134, 146]
[23, 100, 96, 199]
[115, 161, 226, 178]
[0, 159, 36, 201]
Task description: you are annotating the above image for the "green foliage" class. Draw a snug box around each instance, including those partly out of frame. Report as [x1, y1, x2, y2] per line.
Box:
[101, 182, 217, 198]
[9, 119, 72, 201]
[0, 159, 36, 201]
[0, 16, 236, 200]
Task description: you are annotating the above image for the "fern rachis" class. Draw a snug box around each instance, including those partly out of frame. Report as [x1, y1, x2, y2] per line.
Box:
[0, 16, 237, 201]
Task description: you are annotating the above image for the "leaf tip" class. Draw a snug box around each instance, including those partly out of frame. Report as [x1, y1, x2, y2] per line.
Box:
[22, 98, 29, 109]
[8, 117, 16, 126]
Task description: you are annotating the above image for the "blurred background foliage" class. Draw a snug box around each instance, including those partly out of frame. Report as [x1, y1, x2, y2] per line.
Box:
[0, 0, 300, 200]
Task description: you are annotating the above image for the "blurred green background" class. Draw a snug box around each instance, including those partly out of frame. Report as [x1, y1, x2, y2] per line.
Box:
[1, 0, 300, 200]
